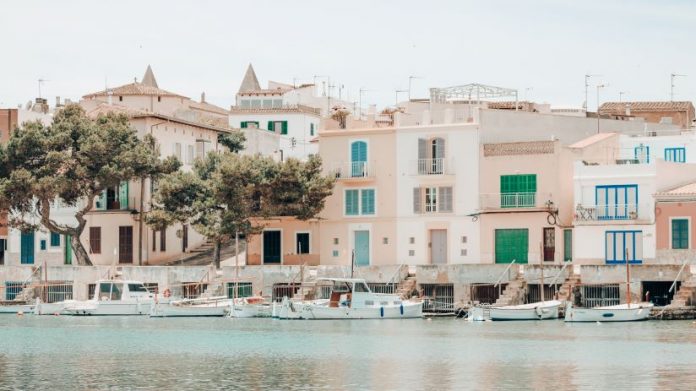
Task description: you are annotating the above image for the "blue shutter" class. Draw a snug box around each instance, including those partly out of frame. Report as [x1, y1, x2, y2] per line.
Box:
[345, 190, 359, 215]
[361, 189, 375, 215]
[350, 141, 367, 177]
[119, 181, 129, 210]
[50, 232, 61, 247]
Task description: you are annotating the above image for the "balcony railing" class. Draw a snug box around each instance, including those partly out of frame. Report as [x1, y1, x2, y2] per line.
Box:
[480, 192, 553, 210]
[411, 158, 454, 175]
[575, 204, 640, 221]
[331, 161, 374, 179]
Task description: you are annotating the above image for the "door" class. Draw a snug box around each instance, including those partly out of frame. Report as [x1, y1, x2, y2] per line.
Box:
[495, 229, 529, 264]
[118, 226, 133, 263]
[0, 239, 5, 265]
[430, 229, 447, 264]
[263, 230, 281, 264]
[350, 141, 367, 177]
[182, 225, 189, 252]
[543, 228, 555, 262]
[64, 234, 72, 265]
[354, 230, 370, 266]
[20, 231, 34, 264]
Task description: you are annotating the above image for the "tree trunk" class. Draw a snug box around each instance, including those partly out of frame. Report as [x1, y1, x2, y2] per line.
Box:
[71, 233, 93, 266]
[213, 240, 222, 269]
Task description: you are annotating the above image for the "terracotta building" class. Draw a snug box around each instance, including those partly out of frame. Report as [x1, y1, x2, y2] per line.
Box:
[599, 101, 695, 129]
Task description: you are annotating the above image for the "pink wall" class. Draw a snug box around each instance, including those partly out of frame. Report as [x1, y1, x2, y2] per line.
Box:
[655, 201, 696, 250]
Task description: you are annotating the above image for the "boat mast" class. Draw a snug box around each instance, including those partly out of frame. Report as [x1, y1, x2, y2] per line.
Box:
[351, 250, 355, 278]
[539, 242, 545, 303]
[625, 248, 631, 307]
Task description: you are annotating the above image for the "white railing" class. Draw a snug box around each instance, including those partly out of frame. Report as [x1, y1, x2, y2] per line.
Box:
[332, 161, 374, 179]
[575, 203, 641, 221]
[411, 158, 454, 175]
[479, 193, 553, 210]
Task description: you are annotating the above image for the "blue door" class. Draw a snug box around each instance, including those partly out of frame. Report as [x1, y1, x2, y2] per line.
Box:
[20, 231, 34, 264]
[354, 230, 370, 266]
[351, 141, 367, 177]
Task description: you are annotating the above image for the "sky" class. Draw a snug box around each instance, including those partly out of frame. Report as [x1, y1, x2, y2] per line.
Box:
[1, 0, 695, 111]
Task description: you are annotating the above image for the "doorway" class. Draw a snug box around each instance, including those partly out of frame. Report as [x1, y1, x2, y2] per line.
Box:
[20, 231, 34, 264]
[263, 230, 281, 264]
[543, 228, 555, 262]
[430, 229, 447, 264]
[354, 230, 370, 266]
[118, 226, 133, 263]
[642, 281, 679, 307]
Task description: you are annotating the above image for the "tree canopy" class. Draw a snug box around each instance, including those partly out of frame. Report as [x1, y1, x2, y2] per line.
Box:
[0, 104, 178, 265]
[147, 152, 334, 268]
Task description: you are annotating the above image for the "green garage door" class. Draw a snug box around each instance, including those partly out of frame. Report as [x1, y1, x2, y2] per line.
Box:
[495, 229, 528, 264]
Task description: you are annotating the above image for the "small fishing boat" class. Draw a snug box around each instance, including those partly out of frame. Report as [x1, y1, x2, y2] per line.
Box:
[564, 302, 653, 322]
[150, 296, 232, 317]
[229, 296, 272, 318]
[32, 298, 70, 315]
[489, 300, 562, 321]
[63, 279, 157, 316]
[276, 278, 423, 320]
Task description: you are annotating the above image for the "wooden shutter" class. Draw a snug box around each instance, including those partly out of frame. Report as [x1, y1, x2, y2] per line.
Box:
[281, 121, 288, 135]
[434, 137, 445, 159]
[240, 121, 248, 129]
[267, 121, 274, 132]
[119, 181, 129, 210]
[90, 227, 101, 254]
[160, 228, 166, 252]
[413, 187, 422, 214]
[438, 187, 452, 212]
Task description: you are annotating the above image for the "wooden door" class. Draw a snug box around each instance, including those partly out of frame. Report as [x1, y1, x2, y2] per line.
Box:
[543, 227, 555, 262]
[430, 230, 447, 264]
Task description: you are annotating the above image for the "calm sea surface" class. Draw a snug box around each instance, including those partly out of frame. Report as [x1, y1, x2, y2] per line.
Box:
[0, 316, 695, 390]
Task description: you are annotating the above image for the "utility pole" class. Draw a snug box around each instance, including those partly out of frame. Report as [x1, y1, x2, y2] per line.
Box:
[395, 89, 408, 106]
[619, 91, 628, 102]
[38, 78, 49, 99]
[670, 73, 686, 101]
[596, 84, 606, 134]
[408, 75, 422, 101]
[359, 88, 371, 120]
[584, 74, 601, 111]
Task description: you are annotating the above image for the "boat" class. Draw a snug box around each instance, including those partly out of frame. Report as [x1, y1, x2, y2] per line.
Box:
[229, 296, 272, 318]
[32, 298, 70, 315]
[63, 279, 157, 316]
[565, 249, 653, 322]
[564, 302, 654, 322]
[489, 300, 562, 320]
[276, 278, 423, 320]
[150, 296, 232, 317]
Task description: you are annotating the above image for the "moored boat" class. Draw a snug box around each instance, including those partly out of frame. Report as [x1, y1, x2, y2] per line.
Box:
[150, 296, 232, 317]
[63, 279, 157, 316]
[489, 300, 562, 321]
[277, 278, 423, 320]
[229, 297, 272, 318]
[564, 302, 653, 322]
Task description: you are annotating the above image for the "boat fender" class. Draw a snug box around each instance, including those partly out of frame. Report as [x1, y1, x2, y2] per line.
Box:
[163, 289, 171, 298]
[535, 306, 543, 318]
[400, 304, 404, 316]
[380, 307, 384, 318]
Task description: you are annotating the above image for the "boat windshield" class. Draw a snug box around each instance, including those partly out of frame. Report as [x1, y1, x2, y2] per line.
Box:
[332, 281, 351, 293]
[353, 282, 370, 293]
[128, 284, 148, 293]
[99, 283, 124, 301]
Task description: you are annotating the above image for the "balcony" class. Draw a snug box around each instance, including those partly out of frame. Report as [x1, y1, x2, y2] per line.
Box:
[331, 161, 375, 181]
[410, 158, 454, 176]
[479, 192, 554, 211]
[574, 203, 643, 222]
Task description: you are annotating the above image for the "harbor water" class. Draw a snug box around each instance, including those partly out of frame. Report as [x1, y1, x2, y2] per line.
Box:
[1, 316, 695, 390]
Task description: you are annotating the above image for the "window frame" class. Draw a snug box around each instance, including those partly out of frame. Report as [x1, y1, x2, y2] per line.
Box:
[605, 230, 643, 264]
[344, 188, 377, 217]
[295, 231, 311, 254]
[669, 217, 690, 250]
[664, 147, 686, 163]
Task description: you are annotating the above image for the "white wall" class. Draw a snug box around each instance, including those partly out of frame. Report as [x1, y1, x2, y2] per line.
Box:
[229, 112, 319, 160]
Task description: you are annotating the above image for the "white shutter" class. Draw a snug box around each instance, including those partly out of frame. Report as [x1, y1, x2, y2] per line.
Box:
[439, 187, 453, 212]
[413, 187, 422, 214]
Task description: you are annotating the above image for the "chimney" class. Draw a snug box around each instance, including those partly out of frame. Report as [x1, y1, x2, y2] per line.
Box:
[55, 96, 61, 107]
[201, 92, 206, 103]
[625, 104, 631, 116]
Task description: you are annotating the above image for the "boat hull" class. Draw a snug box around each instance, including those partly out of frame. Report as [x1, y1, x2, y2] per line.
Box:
[564, 303, 654, 322]
[63, 301, 153, 316]
[150, 301, 230, 317]
[489, 301, 562, 321]
[278, 299, 423, 320]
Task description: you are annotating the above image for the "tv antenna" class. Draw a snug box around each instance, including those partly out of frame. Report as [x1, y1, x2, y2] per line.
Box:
[670, 73, 686, 101]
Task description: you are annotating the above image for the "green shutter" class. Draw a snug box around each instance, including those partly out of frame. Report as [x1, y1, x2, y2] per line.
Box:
[240, 121, 248, 129]
[361, 189, 375, 215]
[310, 123, 315, 136]
[500, 174, 536, 208]
[495, 229, 528, 264]
[64, 235, 72, 265]
[50, 232, 61, 247]
[563, 229, 572, 261]
[96, 190, 107, 210]
[267, 121, 274, 132]
[119, 181, 129, 210]
[281, 121, 288, 135]
[672, 219, 689, 249]
[345, 190, 359, 215]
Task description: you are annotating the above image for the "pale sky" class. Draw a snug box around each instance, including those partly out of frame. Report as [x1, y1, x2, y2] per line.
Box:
[1, 0, 695, 110]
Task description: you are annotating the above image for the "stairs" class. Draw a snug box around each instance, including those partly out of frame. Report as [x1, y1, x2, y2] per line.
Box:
[669, 277, 696, 307]
[164, 239, 246, 266]
[494, 277, 526, 306]
[397, 271, 418, 299]
[557, 273, 582, 302]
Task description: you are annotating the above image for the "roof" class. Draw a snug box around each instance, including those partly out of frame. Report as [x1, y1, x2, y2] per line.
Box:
[82, 66, 187, 99]
[655, 182, 696, 200]
[568, 132, 616, 149]
[238, 63, 261, 93]
[229, 104, 321, 116]
[600, 101, 694, 114]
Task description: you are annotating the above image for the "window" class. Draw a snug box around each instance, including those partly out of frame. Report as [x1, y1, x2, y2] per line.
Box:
[382, 237, 388, 245]
[500, 174, 536, 208]
[332, 250, 339, 257]
[417, 137, 446, 174]
[634, 144, 650, 163]
[672, 219, 689, 249]
[90, 227, 101, 254]
[263, 99, 273, 108]
[310, 123, 315, 136]
[409, 250, 415, 256]
[157, 96, 161, 102]
[40, 240, 47, 251]
[595, 185, 638, 220]
[665, 147, 686, 163]
[174, 143, 182, 160]
[605, 230, 642, 264]
[461, 249, 467, 256]
[409, 237, 415, 244]
[50, 232, 60, 247]
[118, 226, 133, 264]
[240, 100, 250, 108]
[413, 187, 453, 213]
[128, 284, 148, 293]
[272, 99, 283, 108]
[333, 238, 339, 245]
[196, 140, 210, 159]
[461, 236, 467, 244]
[495, 229, 529, 264]
[345, 189, 375, 216]
[296, 233, 310, 254]
[187, 145, 194, 164]
[240, 121, 259, 129]
[250, 100, 261, 108]
[227, 282, 253, 298]
[118, 96, 123, 102]
[563, 229, 572, 261]
[267, 121, 288, 135]
[160, 228, 166, 252]
[152, 230, 157, 252]
[350, 141, 368, 177]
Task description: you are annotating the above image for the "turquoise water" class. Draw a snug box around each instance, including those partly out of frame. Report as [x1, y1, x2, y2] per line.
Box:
[0, 316, 695, 390]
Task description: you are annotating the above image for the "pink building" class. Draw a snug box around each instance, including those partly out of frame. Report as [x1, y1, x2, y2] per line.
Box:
[655, 182, 696, 261]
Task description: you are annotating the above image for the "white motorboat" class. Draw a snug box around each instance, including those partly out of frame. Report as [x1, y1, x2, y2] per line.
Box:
[229, 297, 272, 318]
[0, 303, 34, 314]
[276, 278, 423, 320]
[32, 298, 70, 315]
[150, 296, 232, 317]
[564, 302, 653, 322]
[63, 280, 157, 316]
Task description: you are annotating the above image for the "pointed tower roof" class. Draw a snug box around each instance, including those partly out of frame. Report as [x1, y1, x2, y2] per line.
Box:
[238, 63, 261, 93]
[141, 65, 158, 88]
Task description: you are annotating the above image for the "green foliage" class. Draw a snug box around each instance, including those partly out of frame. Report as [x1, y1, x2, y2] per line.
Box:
[148, 152, 335, 267]
[217, 131, 246, 153]
[0, 104, 176, 265]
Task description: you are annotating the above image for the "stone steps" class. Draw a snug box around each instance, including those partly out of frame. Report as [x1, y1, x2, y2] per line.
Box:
[494, 277, 527, 306]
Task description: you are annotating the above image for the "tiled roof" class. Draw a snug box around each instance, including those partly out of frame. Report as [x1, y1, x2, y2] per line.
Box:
[568, 132, 616, 149]
[83, 82, 186, 99]
[655, 182, 696, 198]
[600, 101, 694, 114]
[188, 100, 229, 115]
[483, 141, 555, 157]
[238, 63, 261, 93]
